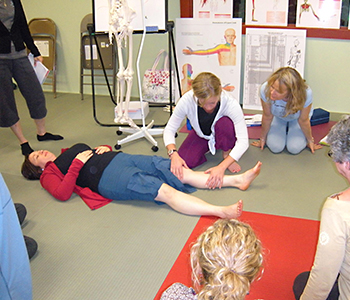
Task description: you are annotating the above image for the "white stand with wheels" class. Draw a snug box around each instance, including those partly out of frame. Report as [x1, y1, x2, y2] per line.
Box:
[111, 0, 163, 152]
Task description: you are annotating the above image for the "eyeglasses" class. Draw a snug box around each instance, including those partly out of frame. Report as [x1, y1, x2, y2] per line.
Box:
[328, 150, 342, 163]
[328, 150, 333, 158]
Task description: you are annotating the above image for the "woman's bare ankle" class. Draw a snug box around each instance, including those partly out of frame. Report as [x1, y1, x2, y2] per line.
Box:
[236, 161, 262, 191]
[221, 200, 243, 219]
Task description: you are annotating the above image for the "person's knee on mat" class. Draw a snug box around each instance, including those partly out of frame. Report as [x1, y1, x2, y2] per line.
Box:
[215, 116, 233, 129]
[286, 142, 307, 155]
[214, 116, 236, 148]
[293, 271, 340, 300]
[266, 142, 285, 154]
[293, 271, 309, 299]
[185, 155, 207, 169]
[178, 146, 208, 168]
[287, 146, 304, 155]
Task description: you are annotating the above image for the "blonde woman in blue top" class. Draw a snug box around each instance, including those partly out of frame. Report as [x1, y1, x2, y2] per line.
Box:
[251, 67, 322, 154]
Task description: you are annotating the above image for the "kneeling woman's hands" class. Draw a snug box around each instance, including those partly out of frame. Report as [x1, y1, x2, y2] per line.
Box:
[251, 138, 265, 150]
[307, 140, 323, 153]
[204, 165, 225, 189]
[170, 153, 189, 180]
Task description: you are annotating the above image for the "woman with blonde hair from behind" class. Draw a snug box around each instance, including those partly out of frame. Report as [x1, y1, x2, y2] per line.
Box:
[161, 219, 263, 300]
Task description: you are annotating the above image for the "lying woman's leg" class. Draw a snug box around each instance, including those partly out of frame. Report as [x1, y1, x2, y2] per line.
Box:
[181, 161, 262, 190]
[155, 183, 243, 218]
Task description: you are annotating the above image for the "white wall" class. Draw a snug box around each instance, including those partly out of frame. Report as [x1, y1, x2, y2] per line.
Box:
[22, 0, 350, 114]
[23, 0, 91, 93]
[22, 0, 179, 97]
[304, 38, 350, 114]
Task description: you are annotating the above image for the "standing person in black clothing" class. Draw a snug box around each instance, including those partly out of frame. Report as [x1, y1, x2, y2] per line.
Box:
[0, 0, 63, 155]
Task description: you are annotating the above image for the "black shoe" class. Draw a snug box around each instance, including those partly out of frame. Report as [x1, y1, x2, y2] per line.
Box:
[21, 142, 34, 156]
[15, 203, 27, 225]
[37, 132, 64, 141]
[24, 236, 38, 260]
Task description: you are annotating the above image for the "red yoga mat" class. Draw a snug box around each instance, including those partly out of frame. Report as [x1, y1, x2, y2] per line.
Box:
[154, 211, 320, 300]
[247, 121, 336, 144]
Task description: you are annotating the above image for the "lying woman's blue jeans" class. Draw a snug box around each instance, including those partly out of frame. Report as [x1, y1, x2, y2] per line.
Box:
[98, 153, 196, 202]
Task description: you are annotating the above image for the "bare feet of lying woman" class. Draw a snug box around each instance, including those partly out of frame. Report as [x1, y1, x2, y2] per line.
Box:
[229, 161, 262, 191]
[221, 199, 243, 219]
[240, 161, 262, 190]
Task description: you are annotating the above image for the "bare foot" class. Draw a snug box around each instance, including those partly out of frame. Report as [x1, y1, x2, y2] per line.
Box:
[236, 161, 262, 191]
[223, 150, 241, 173]
[222, 200, 243, 219]
[228, 161, 241, 173]
[223, 149, 230, 159]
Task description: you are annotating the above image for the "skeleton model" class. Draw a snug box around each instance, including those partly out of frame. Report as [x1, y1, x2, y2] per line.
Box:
[109, 0, 136, 127]
[108, 0, 163, 151]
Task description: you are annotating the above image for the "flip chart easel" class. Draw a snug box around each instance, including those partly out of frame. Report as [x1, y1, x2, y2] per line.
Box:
[94, 0, 167, 33]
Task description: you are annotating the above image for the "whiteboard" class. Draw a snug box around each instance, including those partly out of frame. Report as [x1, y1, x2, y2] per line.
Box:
[94, 0, 167, 33]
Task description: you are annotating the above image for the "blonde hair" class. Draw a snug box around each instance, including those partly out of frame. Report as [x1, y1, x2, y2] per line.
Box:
[264, 67, 308, 116]
[190, 219, 263, 300]
[192, 72, 222, 106]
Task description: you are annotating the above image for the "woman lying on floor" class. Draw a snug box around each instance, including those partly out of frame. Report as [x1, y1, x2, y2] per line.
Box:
[21, 143, 261, 218]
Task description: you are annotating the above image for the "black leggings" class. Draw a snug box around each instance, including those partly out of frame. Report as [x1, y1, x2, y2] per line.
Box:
[293, 271, 339, 299]
[0, 57, 47, 127]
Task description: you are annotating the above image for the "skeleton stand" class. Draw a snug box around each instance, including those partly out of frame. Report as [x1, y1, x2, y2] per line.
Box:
[111, 0, 163, 151]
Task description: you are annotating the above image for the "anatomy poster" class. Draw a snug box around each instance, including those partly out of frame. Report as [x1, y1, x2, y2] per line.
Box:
[175, 18, 242, 101]
[296, 0, 342, 29]
[245, 0, 289, 26]
[193, 0, 233, 19]
[243, 28, 306, 110]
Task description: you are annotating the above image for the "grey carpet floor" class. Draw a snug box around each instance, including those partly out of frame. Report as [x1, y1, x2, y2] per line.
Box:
[0, 91, 347, 299]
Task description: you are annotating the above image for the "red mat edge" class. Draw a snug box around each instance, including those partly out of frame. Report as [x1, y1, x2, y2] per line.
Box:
[179, 121, 336, 145]
[154, 212, 320, 300]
